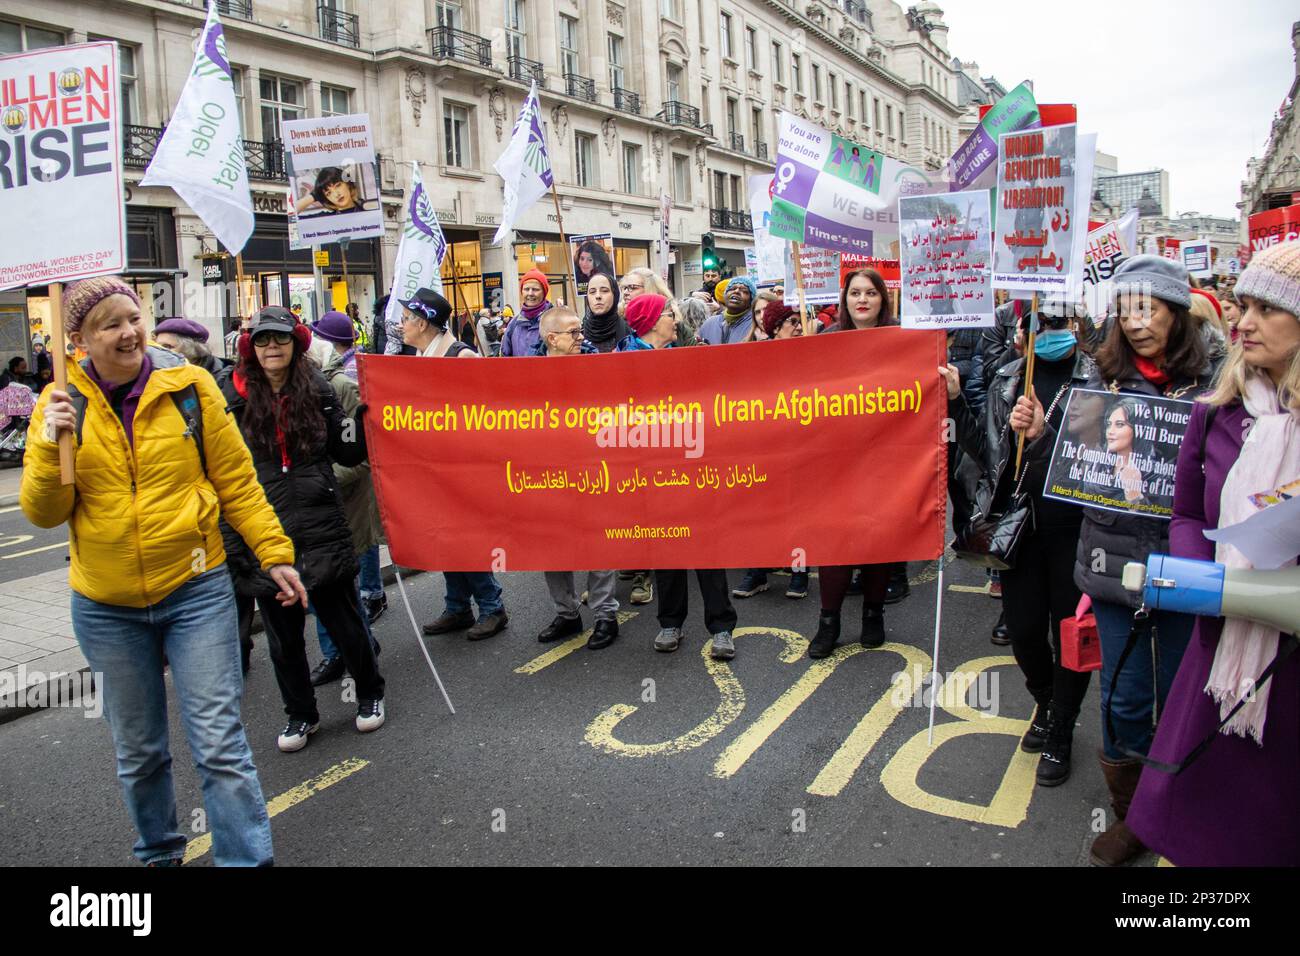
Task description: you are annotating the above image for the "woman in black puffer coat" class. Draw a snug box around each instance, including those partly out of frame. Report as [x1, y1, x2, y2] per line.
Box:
[218, 307, 386, 753]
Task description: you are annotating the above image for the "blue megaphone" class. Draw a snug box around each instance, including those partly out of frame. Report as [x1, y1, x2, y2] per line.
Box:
[1123, 555, 1300, 634]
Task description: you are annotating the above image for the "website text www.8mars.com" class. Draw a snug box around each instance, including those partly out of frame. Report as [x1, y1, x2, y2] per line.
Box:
[604, 525, 692, 540]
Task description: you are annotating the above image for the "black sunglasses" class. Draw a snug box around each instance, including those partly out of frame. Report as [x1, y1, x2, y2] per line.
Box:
[251, 330, 293, 347]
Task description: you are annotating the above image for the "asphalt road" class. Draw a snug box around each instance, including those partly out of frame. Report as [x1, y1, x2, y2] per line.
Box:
[0, 499, 69, 584]
[0, 557, 1129, 867]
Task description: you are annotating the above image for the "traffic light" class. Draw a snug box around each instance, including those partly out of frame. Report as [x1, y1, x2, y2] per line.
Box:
[701, 233, 718, 272]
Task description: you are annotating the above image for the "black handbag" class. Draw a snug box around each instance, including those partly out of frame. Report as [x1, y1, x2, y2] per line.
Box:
[952, 382, 1070, 571]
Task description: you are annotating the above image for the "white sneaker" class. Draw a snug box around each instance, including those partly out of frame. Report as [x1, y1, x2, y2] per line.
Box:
[277, 719, 318, 753]
[356, 698, 386, 733]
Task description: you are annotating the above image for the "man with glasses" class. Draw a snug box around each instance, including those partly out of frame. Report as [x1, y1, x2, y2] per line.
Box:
[529, 308, 620, 649]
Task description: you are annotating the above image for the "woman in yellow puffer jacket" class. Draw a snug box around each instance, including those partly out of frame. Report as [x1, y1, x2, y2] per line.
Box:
[21, 275, 307, 868]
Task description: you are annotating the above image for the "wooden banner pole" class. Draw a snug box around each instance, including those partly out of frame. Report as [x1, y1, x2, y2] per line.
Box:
[1013, 291, 1040, 474]
[447, 242, 485, 355]
[46, 282, 74, 485]
[792, 241, 812, 336]
[549, 183, 573, 307]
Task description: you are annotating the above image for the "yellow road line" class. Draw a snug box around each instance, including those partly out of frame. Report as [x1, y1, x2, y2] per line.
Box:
[183, 757, 370, 863]
[0, 505, 22, 514]
[2, 540, 68, 559]
[948, 584, 991, 594]
[514, 609, 639, 675]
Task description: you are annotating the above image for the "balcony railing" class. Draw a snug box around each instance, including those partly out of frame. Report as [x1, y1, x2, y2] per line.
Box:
[658, 100, 711, 135]
[318, 5, 359, 47]
[508, 55, 545, 86]
[123, 124, 163, 168]
[429, 26, 493, 68]
[755, 141, 769, 160]
[123, 124, 288, 180]
[613, 87, 641, 115]
[729, 131, 745, 153]
[710, 209, 753, 232]
[565, 73, 596, 102]
[210, 0, 253, 19]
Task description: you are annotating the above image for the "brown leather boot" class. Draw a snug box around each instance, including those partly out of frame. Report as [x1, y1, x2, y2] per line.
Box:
[1089, 750, 1147, 866]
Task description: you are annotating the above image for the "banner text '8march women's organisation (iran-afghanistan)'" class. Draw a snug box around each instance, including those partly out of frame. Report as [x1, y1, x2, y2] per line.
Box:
[358, 329, 948, 572]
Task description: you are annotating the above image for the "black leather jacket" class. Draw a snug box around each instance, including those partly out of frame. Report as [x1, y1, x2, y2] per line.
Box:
[950, 350, 1094, 520]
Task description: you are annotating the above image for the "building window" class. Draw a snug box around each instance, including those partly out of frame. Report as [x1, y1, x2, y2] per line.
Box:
[435, 0, 462, 29]
[874, 98, 881, 131]
[860, 90, 868, 126]
[751, 107, 763, 146]
[661, 0, 682, 20]
[559, 15, 579, 76]
[712, 171, 727, 210]
[89, 39, 139, 127]
[623, 143, 643, 195]
[791, 53, 802, 94]
[321, 85, 351, 117]
[260, 75, 304, 141]
[720, 11, 734, 59]
[0, 19, 64, 53]
[730, 174, 743, 212]
[608, 34, 624, 90]
[505, 0, 526, 60]
[812, 64, 822, 103]
[231, 67, 247, 136]
[845, 81, 853, 118]
[828, 71, 838, 110]
[666, 63, 683, 103]
[575, 132, 596, 187]
[771, 41, 783, 84]
[672, 153, 691, 202]
[700, 84, 709, 121]
[745, 26, 757, 70]
[726, 97, 738, 138]
[444, 102, 471, 168]
[885, 104, 893, 139]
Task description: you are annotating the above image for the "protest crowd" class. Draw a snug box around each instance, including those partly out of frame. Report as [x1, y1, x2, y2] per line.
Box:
[7, 9, 1298, 872]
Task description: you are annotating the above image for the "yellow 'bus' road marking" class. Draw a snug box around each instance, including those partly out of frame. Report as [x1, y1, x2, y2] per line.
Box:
[183, 757, 370, 864]
[514, 609, 639, 675]
[949, 584, 991, 594]
[2, 540, 68, 559]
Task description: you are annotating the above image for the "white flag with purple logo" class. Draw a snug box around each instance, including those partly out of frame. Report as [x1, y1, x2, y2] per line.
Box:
[492, 81, 553, 246]
[383, 162, 448, 353]
[141, 3, 252, 254]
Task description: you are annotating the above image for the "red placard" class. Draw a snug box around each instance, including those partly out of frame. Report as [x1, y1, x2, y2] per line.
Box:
[841, 254, 900, 289]
[979, 103, 1077, 128]
[1246, 205, 1300, 263]
[358, 330, 947, 571]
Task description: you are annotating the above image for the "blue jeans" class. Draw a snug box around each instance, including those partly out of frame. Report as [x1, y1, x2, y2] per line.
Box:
[1093, 598, 1196, 760]
[358, 545, 382, 600]
[444, 571, 504, 618]
[315, 574, 376, 660]
[71, 568, 274, 867]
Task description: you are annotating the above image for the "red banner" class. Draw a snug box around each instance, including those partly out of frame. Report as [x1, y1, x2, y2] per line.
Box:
[357, 330, 947, 571]
[1247, 205, 1300, 263]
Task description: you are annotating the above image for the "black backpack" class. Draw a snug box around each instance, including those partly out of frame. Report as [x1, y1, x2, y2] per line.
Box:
[66, 382, 207, 478]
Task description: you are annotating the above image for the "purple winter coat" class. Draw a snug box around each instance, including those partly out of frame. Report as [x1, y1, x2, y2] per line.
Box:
[1127, 400, 1300, 865]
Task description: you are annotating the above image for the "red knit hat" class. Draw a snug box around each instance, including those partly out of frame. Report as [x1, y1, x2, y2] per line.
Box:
[1190, 287, 1222, 321]
[625, 293, 667, 338]
[520, 269, 550, 297]
[762, 303, 798, 338]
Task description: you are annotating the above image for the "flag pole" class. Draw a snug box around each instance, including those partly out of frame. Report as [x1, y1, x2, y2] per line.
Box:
[447, 241, 486, 355]
[46, 282, 74, 485]
[1013, 291, 1039, 473]
[792, 241, 812, 335]
[549, 183, 572, 307]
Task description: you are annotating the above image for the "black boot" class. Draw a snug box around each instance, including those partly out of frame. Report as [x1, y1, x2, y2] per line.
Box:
[1020, 701, 1052, 753]
[884, 564, 910, 604]
[1036, 709, 1076, 787]
[861, 603, 885, 648]
[990, 610, 1010, 646]
[808, 611, 840, 659]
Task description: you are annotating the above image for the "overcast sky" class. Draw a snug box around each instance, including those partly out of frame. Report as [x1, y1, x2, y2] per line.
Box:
[940, 0, 1297, 220]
